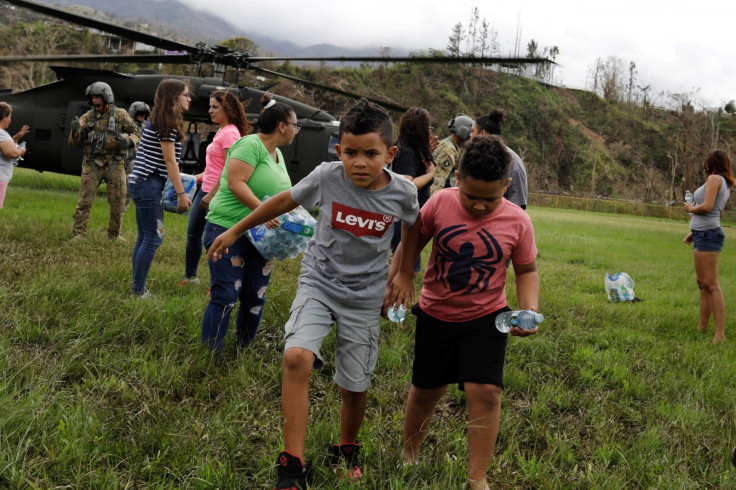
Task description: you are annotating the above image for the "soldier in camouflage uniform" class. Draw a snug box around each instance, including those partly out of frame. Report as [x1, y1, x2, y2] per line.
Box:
[429, 114, 473, 194]
[124, 102, 150, 208]
[69, 82, 140, 240]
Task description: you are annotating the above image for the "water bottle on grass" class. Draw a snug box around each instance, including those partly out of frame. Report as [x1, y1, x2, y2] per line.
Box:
[495, 310, 543, 333]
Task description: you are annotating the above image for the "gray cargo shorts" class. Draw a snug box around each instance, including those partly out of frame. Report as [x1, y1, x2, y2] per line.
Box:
[284, 283, 380, 392]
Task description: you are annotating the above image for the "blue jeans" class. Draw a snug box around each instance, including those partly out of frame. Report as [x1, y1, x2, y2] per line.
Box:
[184, 186, 206, 278]
[201, 222, 274, 352]
[128, 174, 165, 295]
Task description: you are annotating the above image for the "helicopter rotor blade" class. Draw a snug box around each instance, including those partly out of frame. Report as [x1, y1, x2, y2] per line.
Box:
[248, 56, 554, 65]
[0, 54, 192, 64]
[248, 64, 408, 112]
[3, 0, 197, 54]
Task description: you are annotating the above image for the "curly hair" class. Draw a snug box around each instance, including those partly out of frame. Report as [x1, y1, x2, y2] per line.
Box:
[458, 134, 511, 182]
[395, 107, 433, 165]
[150, 78, 189, 142]
[210, 90, 251, 136]
[705, 149, 736, 188]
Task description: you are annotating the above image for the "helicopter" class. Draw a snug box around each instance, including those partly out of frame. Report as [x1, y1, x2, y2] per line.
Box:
[0, 0, 551, 183]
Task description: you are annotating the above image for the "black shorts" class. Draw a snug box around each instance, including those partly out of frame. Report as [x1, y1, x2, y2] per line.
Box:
[410, 304, 509, 390]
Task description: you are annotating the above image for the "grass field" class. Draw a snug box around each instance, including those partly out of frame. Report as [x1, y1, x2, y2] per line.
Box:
[1, 169, 735, 489]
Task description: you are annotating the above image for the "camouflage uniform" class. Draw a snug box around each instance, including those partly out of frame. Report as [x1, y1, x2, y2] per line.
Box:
[430, 135, 463, 194]
[125, 119, 147, 174]
[69, 105, 141, 239]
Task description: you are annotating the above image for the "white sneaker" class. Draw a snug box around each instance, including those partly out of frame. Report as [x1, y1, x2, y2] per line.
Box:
[131, 289, 151, 299]
[179, 277, 200, 286]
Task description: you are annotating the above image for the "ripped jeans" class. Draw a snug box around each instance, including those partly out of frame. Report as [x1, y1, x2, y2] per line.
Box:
[201, 222, 274, 352]
[128, 174, 165, 295]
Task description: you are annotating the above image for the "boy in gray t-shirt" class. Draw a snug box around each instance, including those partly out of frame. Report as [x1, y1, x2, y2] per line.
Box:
[207, 98, 419, 489]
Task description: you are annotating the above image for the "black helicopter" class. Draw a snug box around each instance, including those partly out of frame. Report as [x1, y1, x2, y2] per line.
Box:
[0, 0, 550, 183]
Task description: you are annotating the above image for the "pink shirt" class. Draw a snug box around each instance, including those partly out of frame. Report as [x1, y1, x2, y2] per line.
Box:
[418, 188, 537, 322]
[201, 124, 241, 193]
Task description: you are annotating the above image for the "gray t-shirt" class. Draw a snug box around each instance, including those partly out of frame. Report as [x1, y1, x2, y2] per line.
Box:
[690, 175, 730, 231]
[290, 161, 420, 308]
[0, 129, 14, 182]
[504, 146, 528, 208]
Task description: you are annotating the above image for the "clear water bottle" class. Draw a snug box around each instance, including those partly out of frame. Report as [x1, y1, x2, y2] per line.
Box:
[495, 310, 543, 333]
[12, 141, 25, 166]
[685, 190, 693, 215]
[387, 303, 407, 323]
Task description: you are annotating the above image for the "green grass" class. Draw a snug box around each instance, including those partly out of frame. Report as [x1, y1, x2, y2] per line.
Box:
[1, 168, 735, 488]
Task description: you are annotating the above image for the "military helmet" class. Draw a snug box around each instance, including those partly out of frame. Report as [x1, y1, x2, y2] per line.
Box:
[85, 81, 114, 104]
[128, 101, 151, 118]
[448, 114, 474, 141]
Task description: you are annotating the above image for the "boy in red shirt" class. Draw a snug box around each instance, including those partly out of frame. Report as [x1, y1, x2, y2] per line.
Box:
[386, 134, 540, 490]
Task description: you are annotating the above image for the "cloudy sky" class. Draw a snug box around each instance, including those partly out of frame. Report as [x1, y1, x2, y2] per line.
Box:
[181, 0, 736, 109]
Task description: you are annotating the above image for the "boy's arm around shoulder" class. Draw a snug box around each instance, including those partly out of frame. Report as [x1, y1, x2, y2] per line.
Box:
[383, 216, 430, 316]
[510, 258, 540, 337]
[206, 189, 298, 262]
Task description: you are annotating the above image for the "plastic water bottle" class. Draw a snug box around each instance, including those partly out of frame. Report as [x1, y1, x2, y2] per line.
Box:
[495, 310, 544, 333]
[387, 303, 407, 323]
[685, 190, 693, 215]
[12, 141, 25, 166]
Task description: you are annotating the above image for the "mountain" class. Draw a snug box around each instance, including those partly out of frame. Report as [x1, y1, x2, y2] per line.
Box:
[47, 0, 401, 59]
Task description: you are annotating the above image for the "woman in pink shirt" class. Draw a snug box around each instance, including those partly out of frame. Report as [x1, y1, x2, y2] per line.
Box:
[183, 90, 251, 284]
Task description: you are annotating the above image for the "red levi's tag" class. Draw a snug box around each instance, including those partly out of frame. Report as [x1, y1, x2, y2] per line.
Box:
[331, 202, 394, 238]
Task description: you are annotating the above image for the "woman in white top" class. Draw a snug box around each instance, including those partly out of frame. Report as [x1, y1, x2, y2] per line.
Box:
[683, 149, 734, 343]
[0, 102, 29, 208]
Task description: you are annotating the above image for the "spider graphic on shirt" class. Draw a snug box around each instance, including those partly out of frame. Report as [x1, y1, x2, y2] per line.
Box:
[431, 224, 504, 294]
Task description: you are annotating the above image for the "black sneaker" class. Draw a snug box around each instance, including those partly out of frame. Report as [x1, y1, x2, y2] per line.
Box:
[327, 442, 363, 481]
[274, 451, 311, 490]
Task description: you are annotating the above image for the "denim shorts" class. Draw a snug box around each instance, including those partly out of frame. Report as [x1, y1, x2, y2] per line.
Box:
[691, 227, 725, 253]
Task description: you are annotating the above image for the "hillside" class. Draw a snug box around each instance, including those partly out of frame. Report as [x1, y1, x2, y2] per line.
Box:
[266, 61, 736, 203]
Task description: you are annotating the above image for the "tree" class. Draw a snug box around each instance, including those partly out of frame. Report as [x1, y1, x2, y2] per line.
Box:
[627, 61, 637, 104]
[465, 8, 480, 56]
[593, 56, 626, 103]
[725, 100, 736, 114]
[447, 22, 464, 57]
[478, 19, 489, 57]
[219, 36, 258, 55]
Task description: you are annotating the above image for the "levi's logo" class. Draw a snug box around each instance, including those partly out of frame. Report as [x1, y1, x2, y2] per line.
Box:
[332, 202, 394, 238]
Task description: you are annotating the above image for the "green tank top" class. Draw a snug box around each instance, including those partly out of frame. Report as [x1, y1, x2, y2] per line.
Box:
[207, 134, 292, 230]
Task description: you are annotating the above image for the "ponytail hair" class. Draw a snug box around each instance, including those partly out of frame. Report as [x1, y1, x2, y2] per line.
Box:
[474, 108, 505, 136]
[257, 93, 294, 134]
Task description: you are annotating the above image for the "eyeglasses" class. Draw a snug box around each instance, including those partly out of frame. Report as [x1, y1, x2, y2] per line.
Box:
[286, 122, 302, 133]
[180, 93, 191, 99]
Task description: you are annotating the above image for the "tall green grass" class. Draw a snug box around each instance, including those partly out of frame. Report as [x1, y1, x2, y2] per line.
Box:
[1, 169, 735, 488]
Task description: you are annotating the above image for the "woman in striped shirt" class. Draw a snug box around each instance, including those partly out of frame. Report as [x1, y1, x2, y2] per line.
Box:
[127, 79, 192, 297]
